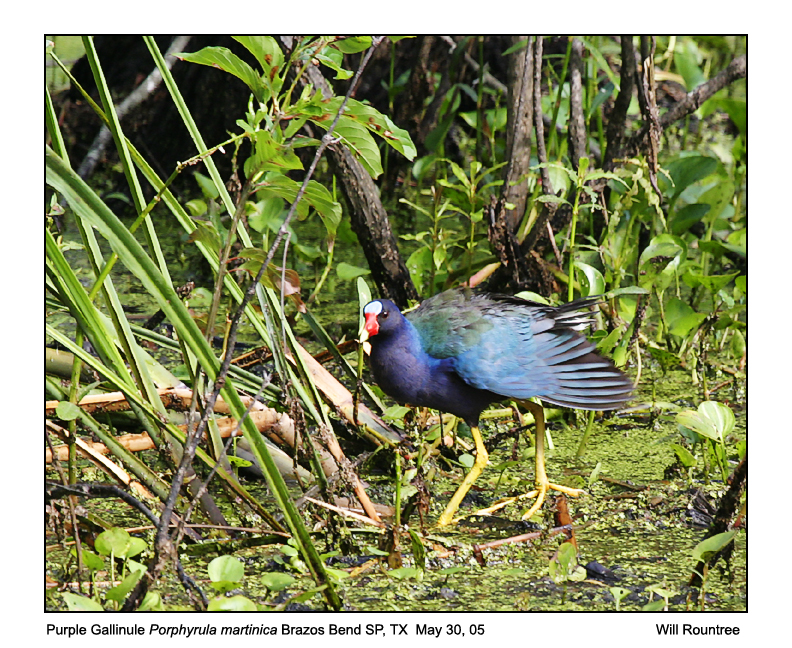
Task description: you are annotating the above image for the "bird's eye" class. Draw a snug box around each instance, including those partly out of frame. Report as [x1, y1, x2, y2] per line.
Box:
[381, 310, 389, 319]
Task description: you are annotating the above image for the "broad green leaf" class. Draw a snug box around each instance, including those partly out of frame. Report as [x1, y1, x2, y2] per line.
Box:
[208, 555, 245, 584]
[675, 40, 706, 90]
[329, 116, 383, 177]
[683, 271, 740, 294]
[95, 527, 131, 557]
[699, 177, 735, 226]
[256, 174, 341, 236]
[315, 52, 353, 79]
[177, 47, 266, 102]
[692, 530, 737, 563]
[671, 203, 710, 235]
[232, 36, 284, 78]
[244, 130, 304, 177]
[61, 592, 104, 611]
[323, 97, 417, 160]
[208, 595, 258, 611]
[665, 297, 706, 337]
[261, 572, 296, 591]
[574, 261, 605, 296]
[663, 155, 718, 200]
[337, 262, 371, 281]
[671, 443, 697, 468]
[332, 36, 373, 53]
[55, 401, 81, 421]
[676, 401, 734, 443]
[106, 570, 142, 603]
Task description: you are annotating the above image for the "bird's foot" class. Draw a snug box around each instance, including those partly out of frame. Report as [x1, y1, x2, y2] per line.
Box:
[471, 483, 584, 519]
[520, 482, 585, 520]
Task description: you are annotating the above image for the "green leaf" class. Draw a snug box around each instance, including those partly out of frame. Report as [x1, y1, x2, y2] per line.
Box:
[665, 297, 706, 337]
[642, 599, 667, 611]
[330, 116, 383, 177]
[177, 47, 266, 102]
[208, 595, 258, 611]
[95, 527, 131, 557]
[245, 130, 304, 177]
[663, 155, 718, 200]
[208, 555, 245, 584]
[106, 570, 142, 603]
[315, 52, 353, 80]
[336, 262, 371, 281]
[574, 261, 605, 296]
[698, 177, 735, 225]
[387, 567, 422, 580]
[324, 97, 417, 161]
[261, 572, 296, 591]
[671, 443, 697, 468]
[676, 401, 734, 443]
[692, 530, 737, 563]
[683, 271, 740, 294]
[232, 36, 284, 78]
[256, 174, 341, 236]
[675, 41, 706, 91]
[55, 401, 81, 421]
[61, 592, 104, 611]
[671, 203, 710, 235]
[332, 36, 373, 54]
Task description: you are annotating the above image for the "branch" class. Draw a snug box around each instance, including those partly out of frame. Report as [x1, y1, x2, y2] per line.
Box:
[625, 54, 746, 158]
[567, 38, 587, 169]
[603, 36, 636, 170]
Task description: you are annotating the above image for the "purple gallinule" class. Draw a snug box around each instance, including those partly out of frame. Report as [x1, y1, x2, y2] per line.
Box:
[360, 288, 632, 526]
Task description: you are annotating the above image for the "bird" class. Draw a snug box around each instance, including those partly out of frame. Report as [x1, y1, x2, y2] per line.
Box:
[359, 288, 633, 527]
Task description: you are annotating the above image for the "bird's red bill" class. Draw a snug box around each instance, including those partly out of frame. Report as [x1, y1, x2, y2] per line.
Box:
[364, 311, 380, 336]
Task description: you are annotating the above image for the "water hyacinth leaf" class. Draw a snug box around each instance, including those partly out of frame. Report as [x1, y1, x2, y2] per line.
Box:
[62, 593, 104, 611]
[208, 595, 258, 611]
[177, 47, 267, 102]
[95, 527, 131, 557]
[55, 401, 81, 421]
[676, 401, 734, 443]
[259, 572, 295, 592]
[691, 530, 737, 563]
[208, 555, 245, 584]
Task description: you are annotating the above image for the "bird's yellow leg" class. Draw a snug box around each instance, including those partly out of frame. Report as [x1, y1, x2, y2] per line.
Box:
[520, 400, 584, 520]
[436, 426, 488, 527]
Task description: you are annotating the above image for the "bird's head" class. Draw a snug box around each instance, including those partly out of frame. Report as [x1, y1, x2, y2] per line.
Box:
[359, 299, 400, 351]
